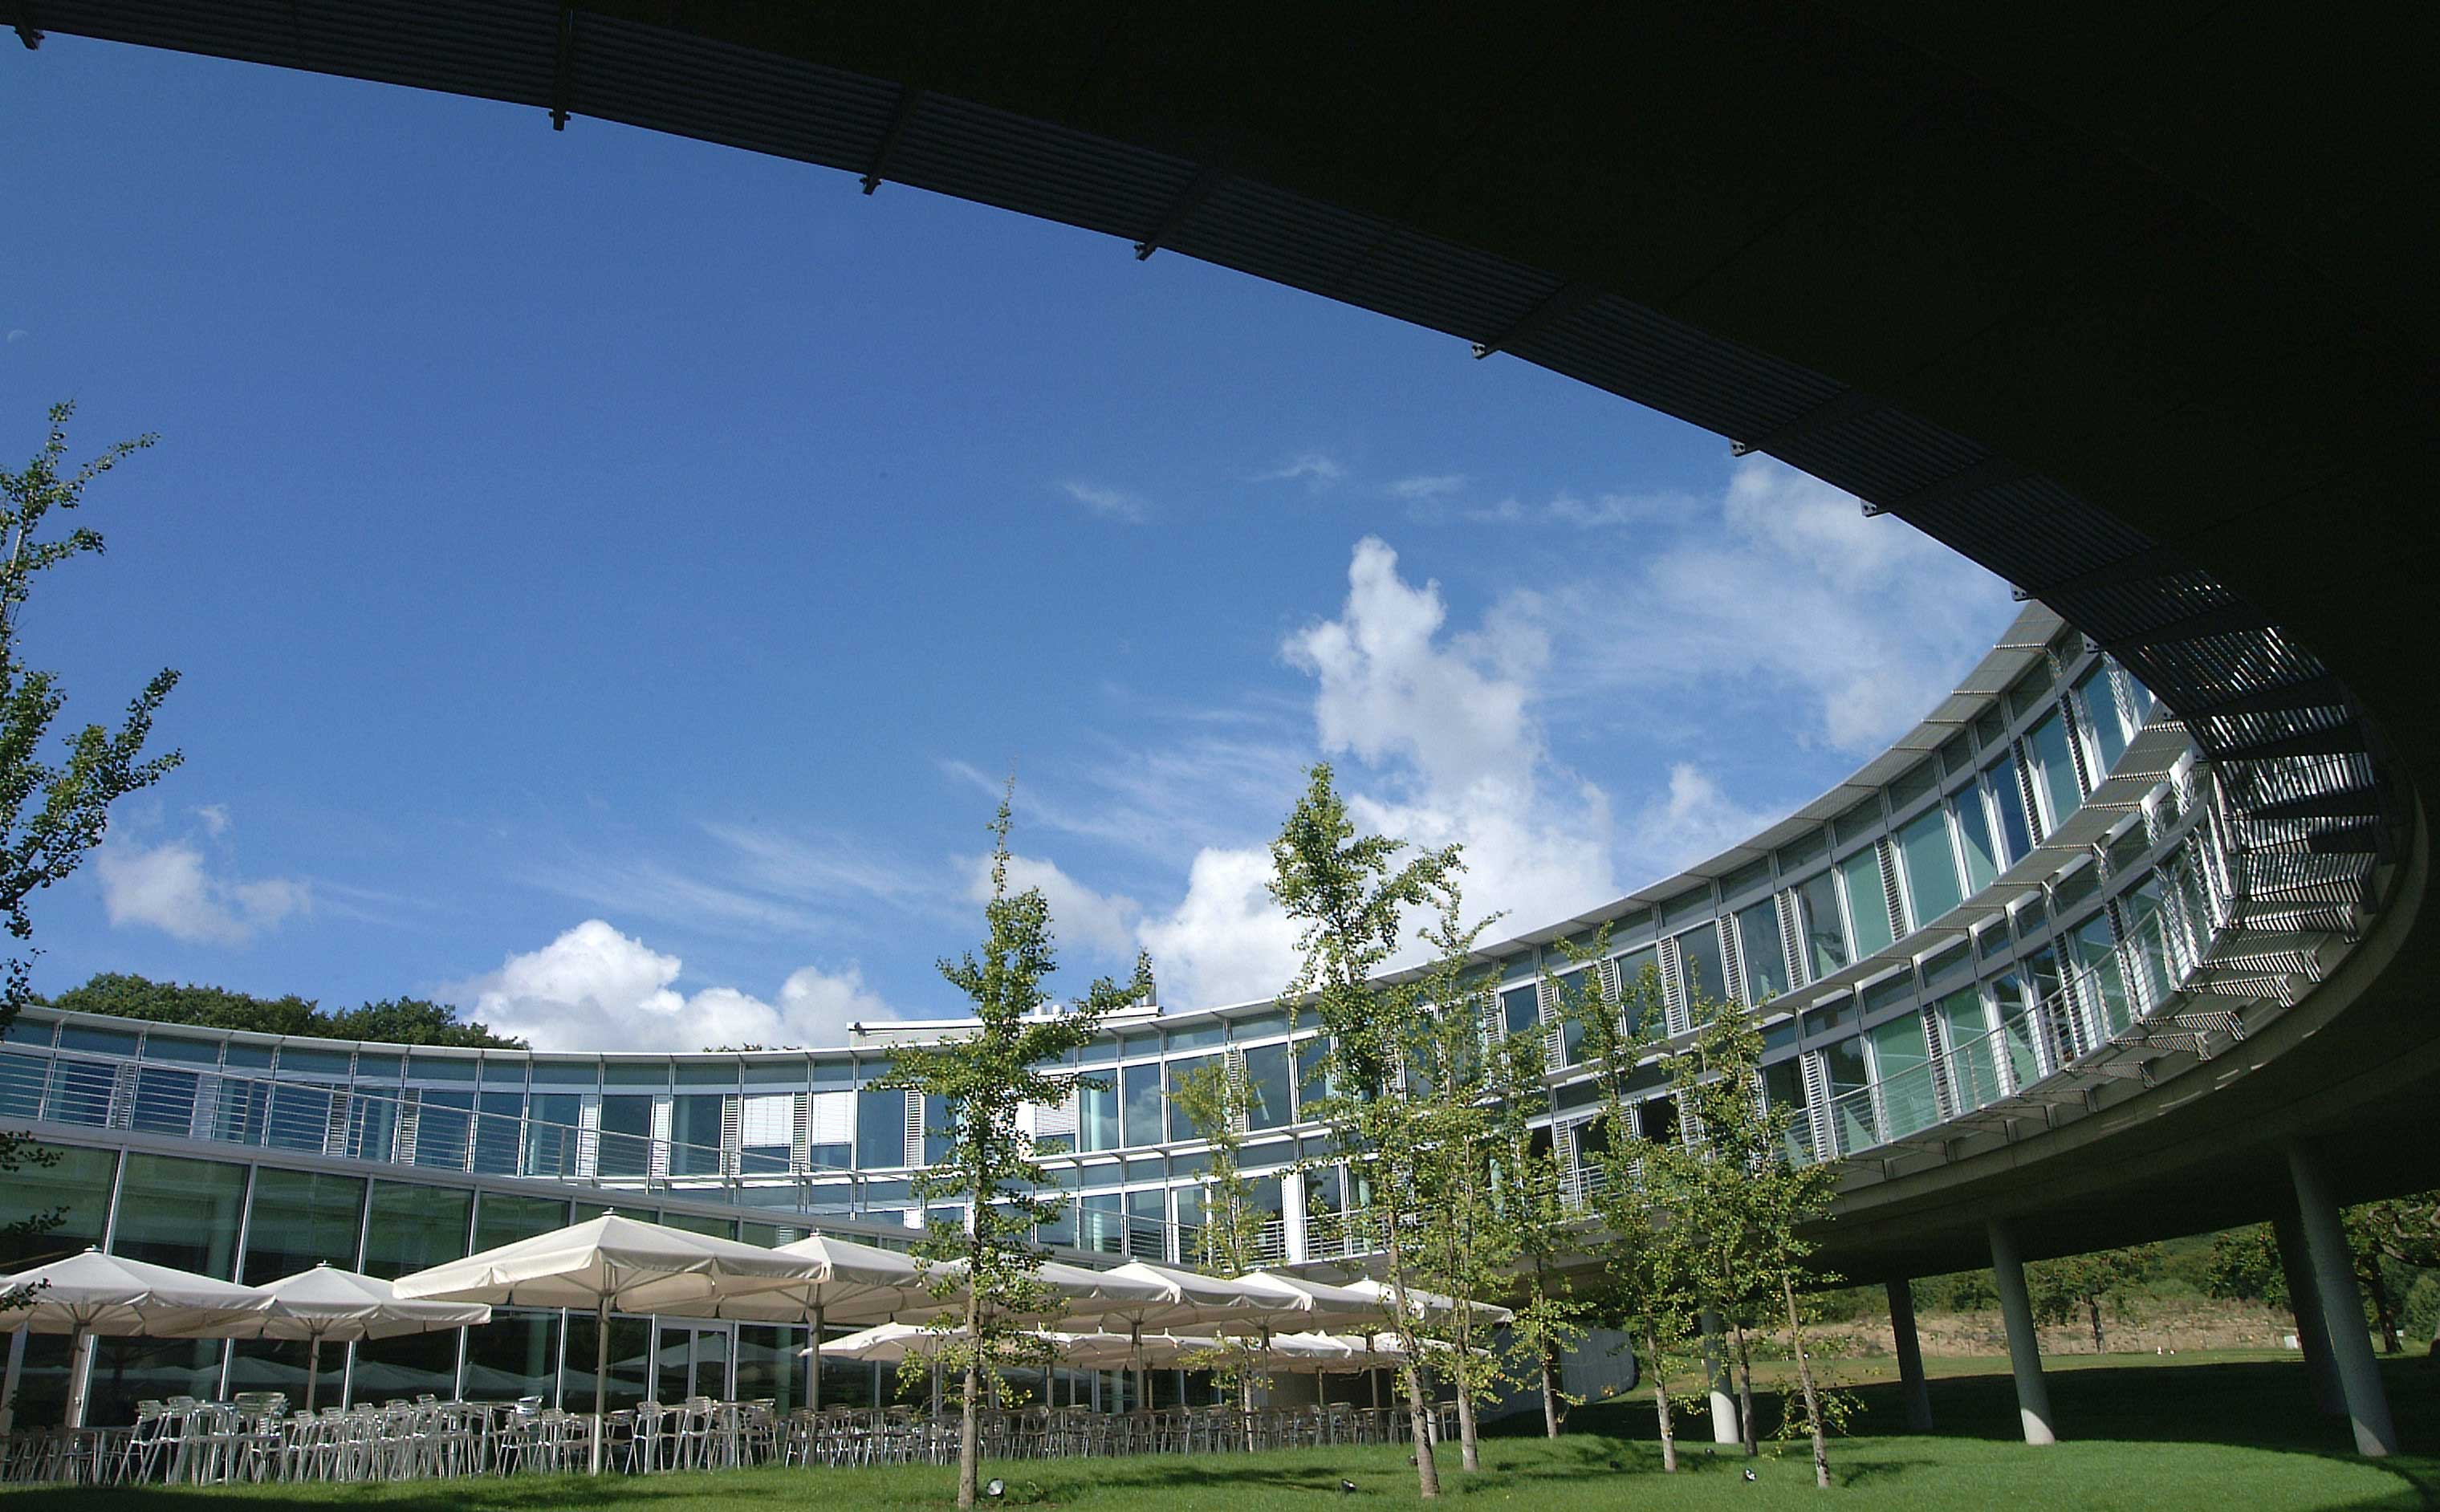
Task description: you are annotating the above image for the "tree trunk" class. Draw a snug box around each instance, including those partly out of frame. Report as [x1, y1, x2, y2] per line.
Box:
[1779, 1276, 1828, 1490]
[1730, 1320, 1759, 1457]
[1645, 1330, 1677, 1473]
[1454, 1374, 1480, 1472]
[2365, 1265, 2401, 1354]
[1385, 1226, 1441, 1498]
[958, 1282, 982, 1510]
[1539, 1349, 1561, 1438]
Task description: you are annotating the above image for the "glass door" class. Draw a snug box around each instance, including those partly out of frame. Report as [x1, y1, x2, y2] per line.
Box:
[653, 1324, 734, 1404]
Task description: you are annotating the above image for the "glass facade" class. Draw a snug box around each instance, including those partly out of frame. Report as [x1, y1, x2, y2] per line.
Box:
[1897, 808, 1963, 924]
[1838, 850, 1897, 957]
[1736, 899, 1789, 1002]
[112, 1153, 246, 1278]
[1673, 923, 1728, 1013]
[1793, 870, 1848, 980]
[363, 1181, 472, 1280]
[242, 1168, 365, 1280]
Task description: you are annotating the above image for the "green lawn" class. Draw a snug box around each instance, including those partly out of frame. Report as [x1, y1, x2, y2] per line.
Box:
[10, 1353, 2436, 1511]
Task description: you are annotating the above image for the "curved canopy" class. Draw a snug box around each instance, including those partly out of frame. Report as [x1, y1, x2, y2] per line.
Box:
[388, 1213, 815, 1311]
[0, 1249, 271, 1338]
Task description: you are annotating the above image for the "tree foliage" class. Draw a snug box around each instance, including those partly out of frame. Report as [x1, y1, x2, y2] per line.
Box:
[1269, 763, 1466, 1500]
[3, 403, 181, 1310]
[2027, 1245, 2163, 1352]
[882, 786, 1151, 1510]
[48, 972, 526, 1047]
[1166, 1059, 1271, 1437]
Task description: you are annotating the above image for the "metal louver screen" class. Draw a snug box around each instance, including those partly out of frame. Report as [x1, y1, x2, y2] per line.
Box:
[1775, 889, 1807, 989]
[807, 1090, 855, 1144]
[1719, 914, 1748, 1006]
[904, 1090, 925, 1168]
[1877, 837, 1909, 938]
[1657, 936, 1687, 1035]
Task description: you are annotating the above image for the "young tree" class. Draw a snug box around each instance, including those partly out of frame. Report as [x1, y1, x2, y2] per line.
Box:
[1270, 763, 1466, 1499]
[1558, 947, 1702, 1472]
[1405, 888, 1508, 1472]
[2, 404, 181, 1307]
[884, 788, 1153, 1510]
[1167, 1059, 1272, 1448]
[1499, 957, 1595, 1438]
[2028, 1245, 2162, 1353]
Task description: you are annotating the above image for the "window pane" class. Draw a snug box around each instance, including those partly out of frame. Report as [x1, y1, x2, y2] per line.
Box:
[855, 1088, 904, 1169]
[1868, 1015, 1938, 1137]
[567, 1313, 653, 1415]
[1164, 1056, 1218, 1143]
[1838, 851, 1897, 956]
[1793, 872, 1848, 980]
[463, 1310, 559, 1405]
[1122, 1063, 1164, 1147]
[1822, 1038, 1871, 1153]
[112, 1153, 246, 1278]
[1988, 754, 2035, 857]
[526, 1092, 584, 1178]
[1500, 984, 1539, 1038]
[736, 1324, 804, 1414]
[243, 1169, 365, 1280]
[88, 1337, 226, 1428]
[0, 1143, 114, 1269]
[1954, 792, 2001, 890]
[1897, 809, 1964, 924]
[1674, 924, 1728, 1014]
[671, 1094, 726, 1177]
[413, 1089, 473, 1169]
[362, 1181, 472, 1279]
[1079, 1079, 1119, 1152]
[348, 1092, 399, 1163]
[1736, 900, 1789, 1002]
[2072, 913, 2132, 1036]
[474, 1193, 570, 1254]
[2077, 665, 2129, 774]
[43, 1057, 113, 1127]
[473, 1091, 523, 1176]
[350, 1329, 460, 1405]
[2026, 712, 2083, 832]
[1937, 988, 2001, 1112]
[1243, 1042, 1292, 1131]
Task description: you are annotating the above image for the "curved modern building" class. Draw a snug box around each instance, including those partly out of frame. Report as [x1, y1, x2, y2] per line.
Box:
[3, 0, 2432, 1459]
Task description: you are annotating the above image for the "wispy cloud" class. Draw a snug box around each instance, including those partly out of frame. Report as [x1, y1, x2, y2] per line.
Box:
[1405, 483, 1698, 528]
[1386, 473, 1466, 502]
[516, 855, 834, 941]
[1059, 480, 1149, 524]
[1255, 452, 1346, 489]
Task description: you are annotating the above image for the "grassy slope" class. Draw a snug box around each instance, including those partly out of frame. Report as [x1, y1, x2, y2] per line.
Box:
[11, 1354, 2435, 1512]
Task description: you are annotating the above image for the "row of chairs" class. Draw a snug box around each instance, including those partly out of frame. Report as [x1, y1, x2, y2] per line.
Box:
[780, 1402, 1398, 1466]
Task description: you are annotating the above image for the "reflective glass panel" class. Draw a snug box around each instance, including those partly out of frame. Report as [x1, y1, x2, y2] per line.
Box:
[112, 1153, 246, 1278]
[413, 1089, 473, 1169]
[737, 1325, 804, 1413]
[2027, 712, 2083, 833]
[473, 1091, 523, 1176]
[1988, 754, 2035, 855]
[362, 1181, 471, 1279]
[567, 1313, 653, 1414]
[526, 1092, 584, 1178]
[1243, 1041, 1293, 1131]
[1164, 1055, 1219, 1142]
[671, 1093, 726, 1177]
[1736, 900, 1789, 1002]
[1794, 872, 1848, 980]
[854, 1088, 904, 1169]
[1897, 808, 1964, 924]
[1122, 1062, 1165, 1147]
[1838, 850, 1897, 956]
[2077, 665, 2129, 774]
[1937, 987, 2001, 1112]
[2072, 913, 2132, 1036]
[1954, 791, 2001, 890]
[1674, 923, 1728, 1016]
[1868, 1015, 1938, 1138]
[350, 1329, 460, 1404]
[1822, 1038, 1872, 1154]
[243, 1169, 365, 1280]
[474, 1193, 570, 1254]
[0, 1143, 113, 1269]
[128, 1067, 198, 1136]
[464, 1310, 560, 1405]
[1079, 1078, 1119, 1152]
[1501, 984, 1539, 1038]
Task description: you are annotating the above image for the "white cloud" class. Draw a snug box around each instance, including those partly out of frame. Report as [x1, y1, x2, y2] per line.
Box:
[1619, 763, 1784, 880]
[5, 330, 26, 345]
[1059, 481, 1149, 524]
[192, 804, 232, 838]
[1135, 846, 1306, 1010]
[1256, 453, 1345, 488]
[95, 838, 309, 946]
[462, 919, 903, 1052]
[968, 852, 1141, 964]
[1387, 473, 1465, 502]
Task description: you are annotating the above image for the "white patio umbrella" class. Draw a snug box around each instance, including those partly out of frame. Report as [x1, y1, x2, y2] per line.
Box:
[1231, 1271, 1391, 1333]
[667, 1233, 937, 1412]
[1098, 1262, 1274, 1407]
[1340, 1277, 1515, 1324]
[0, 1249, 273, 1427]
[390, 1213, 818, 1473]
[170, 1263, 491, 1413]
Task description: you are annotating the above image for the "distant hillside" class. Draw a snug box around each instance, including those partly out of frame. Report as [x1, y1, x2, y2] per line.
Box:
[48, 971, 526, 1049]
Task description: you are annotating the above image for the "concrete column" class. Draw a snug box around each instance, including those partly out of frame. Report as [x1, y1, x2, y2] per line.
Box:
[1701, 1311, 1739, 1444]
[1886, 1279, 1934, 1433]
[1282, 1171, 1308, 1265]
[2288, 1143, 2400, 1457]
[2272, 1209, 2345, 1416]
[1987, 1219, 2056, 1445]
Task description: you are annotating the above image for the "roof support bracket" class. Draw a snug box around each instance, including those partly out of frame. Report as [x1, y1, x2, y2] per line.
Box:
[862, 84, 924, 194]
[14, 0, 41, 48]
[1134, 166, 1225, 260]
[1470, 281, 1598, 360]
[549, 5, 576, 131]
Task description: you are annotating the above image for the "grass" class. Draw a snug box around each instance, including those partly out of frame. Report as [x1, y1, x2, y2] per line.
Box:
[8, 1352, 2435, 1511]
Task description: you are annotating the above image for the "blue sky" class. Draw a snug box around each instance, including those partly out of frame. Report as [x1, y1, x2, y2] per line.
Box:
[6, 38, 2012, 1050]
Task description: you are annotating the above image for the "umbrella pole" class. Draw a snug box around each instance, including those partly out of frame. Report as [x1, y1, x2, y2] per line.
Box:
[65, 1325, 91, 1430]
[1368, 1338, 1381, 1412]
[1131, 1321, 1144, 1416]
[0, 1327, 25, 1437]
[593, 1299, 611, 1475]
[304, 1335, 322, 1416]
[810, 1303, 824, 1414]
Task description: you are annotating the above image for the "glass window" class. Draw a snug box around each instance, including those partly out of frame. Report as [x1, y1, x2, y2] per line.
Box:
[567, 1313, 652, 1414]
[1993, 974, 2044, 1088]
[463, 1310, 559, 1405]
[348, 1091, 399, 1164]
[1294, 1036, 1331, 1107]
[243, 1169, 365, 1280]
[1079, 1076, 1119, 1152]
[1080, 1192, 1124, 1256]
[1166, 1022, 1224, 1052]
[142, 1033, 220, 1065]
[2076, 665, 2130, 775]
[112, 1153, 246, 1278]
[266, 1080, 335, 1152]
[1127, 1189, 1168, 1262]
[1868, 1015, 1938, 1138]
[1793, 872, 1848, 980]
[921, 1094, 953, 1166]
[1673, 923, 1728, 1016]
[0, 1143, 113, 1269]
[1937, 988, 2001, 1112]
[1762, 1059, 1810, 1163]
[474, 1193, 570, 1254]
[1122, 1062, 1165, 1147]
[43, 1057, 114, 1127]
[413, 1089, 473, 1169]
[128, 1067, 199, 1137]
[58, 1024, 137, 1056]
[671, 1094, 726, 1177]
[1897, 808, 1964, 925]
[1822, 1038, 1872, 1154]
[1954, 792, 2001, 891]
[2026, 712, 2083, 833]
[525, 1092, 584, 1178]
[362, 1181, 472, 1279]
[470, 1091, 522, 1175]
[736, 1324, 803, 1414]
[855, 1088, 905, 1169]
[1736, 900, 1789, 1002]
[1838, 850, 1897, 956]
[1164, 1055, 1218, 1142]
[740, 1092, 795, 1175]
[1243, 1042, 1293, 1131]
[1987, 754, 2035, 858]
[1500, 983, 1539, 1038]
[349, 1329, 461, 1405]
[2072, 913, 2132, 1037]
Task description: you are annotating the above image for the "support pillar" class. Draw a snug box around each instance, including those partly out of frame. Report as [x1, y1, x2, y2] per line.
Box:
[1987, 1219, 2056, 1445]
[1886, 1279, 1934, 1433]
[0, 1328, 23, 1436]
[1701, 1311, 1738, 1445]
[2288, 1143, 2399, 1457]
[2272, 1210, 2345, 1416]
